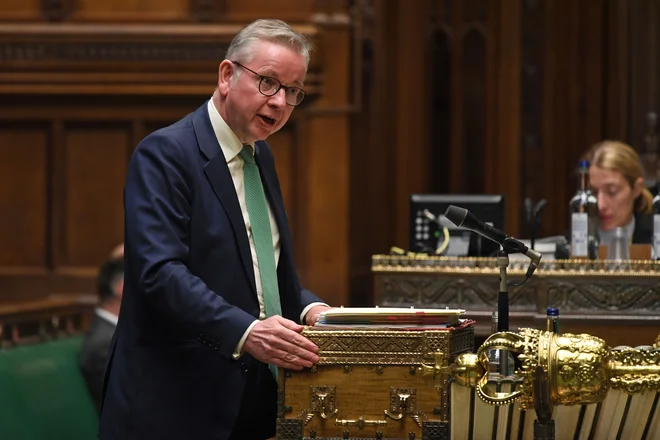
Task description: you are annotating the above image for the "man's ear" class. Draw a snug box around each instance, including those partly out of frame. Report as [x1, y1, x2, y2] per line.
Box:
[217, 60, 235, 96]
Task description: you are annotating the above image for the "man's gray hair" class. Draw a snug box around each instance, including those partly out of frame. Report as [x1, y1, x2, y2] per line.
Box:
[226, 19, 312, 70]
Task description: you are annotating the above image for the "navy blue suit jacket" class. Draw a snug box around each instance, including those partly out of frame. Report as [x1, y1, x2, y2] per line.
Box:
[98, 102, 323, 440]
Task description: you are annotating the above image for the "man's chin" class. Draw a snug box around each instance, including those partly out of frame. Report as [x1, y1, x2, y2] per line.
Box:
[253, 127, 280, 142]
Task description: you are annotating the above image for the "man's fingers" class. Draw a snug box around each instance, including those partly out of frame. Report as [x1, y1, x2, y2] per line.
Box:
[288, 344, 319, 364]
[266, 349, 315, 369]
[274, 315, 305, 332]
[290, 333, 318, 354]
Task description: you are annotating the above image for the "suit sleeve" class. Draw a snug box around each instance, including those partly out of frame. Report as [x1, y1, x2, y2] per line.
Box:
[124, 133, 255, 359]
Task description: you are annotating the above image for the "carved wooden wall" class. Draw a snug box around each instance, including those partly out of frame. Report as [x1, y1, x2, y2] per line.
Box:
[349, 0, 523, 305]
[2, 0, 658, 309]
[350, 0, 660, 305]
[521, 0, 660, 239]
[0, 0, 353, 308]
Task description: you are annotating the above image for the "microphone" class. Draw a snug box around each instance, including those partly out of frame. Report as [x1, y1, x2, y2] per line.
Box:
[444, 205, 542, 278]
[534, 199, 547, 219]
[524, 197, 533, 223]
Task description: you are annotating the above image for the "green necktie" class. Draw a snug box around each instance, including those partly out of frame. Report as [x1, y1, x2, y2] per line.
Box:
[239, 146, 282, 380]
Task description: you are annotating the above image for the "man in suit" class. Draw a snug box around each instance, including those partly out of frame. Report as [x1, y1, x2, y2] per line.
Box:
[98, 19, 330, 440]
[79, 257, 124, 412]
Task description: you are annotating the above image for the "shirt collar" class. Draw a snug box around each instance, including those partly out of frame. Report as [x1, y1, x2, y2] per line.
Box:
[207, 99, 254, 162]
[95, 307, 118, 326]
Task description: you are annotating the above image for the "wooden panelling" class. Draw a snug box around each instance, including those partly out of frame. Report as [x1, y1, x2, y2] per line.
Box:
[0, 124, 48, 268]
[393, 0, 432, 248]
[0, 96, 341, 301]
[71, 0, 190, 22]
[0, 96, 203, 299]
[493, 0, 522, 237]
[0, 0, 320, 24]
[61, 124, 128, 266]
[0, 2, 353, 309]
[268, 126, 296, 224]
[348, 0, 396, 306]
[0, 0, 41, 21]
[226, 0, 315, 23]
[350, 0, 523, 308]
[300, 18, 351, 306]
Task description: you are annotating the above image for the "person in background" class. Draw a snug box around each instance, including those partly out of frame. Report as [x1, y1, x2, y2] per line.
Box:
[586, 140, 654, 245]
[79, 257, 124, 412]
[109, 243, 124, 259]
[98, 18, 330, 440]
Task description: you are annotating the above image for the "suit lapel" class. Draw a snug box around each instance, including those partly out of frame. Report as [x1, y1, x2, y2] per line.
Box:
[192, 104, 257, 294]
[254, 142, 291, 253]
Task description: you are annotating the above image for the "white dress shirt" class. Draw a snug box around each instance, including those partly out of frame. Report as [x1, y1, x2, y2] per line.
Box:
[207, 100, 322, 358]
[95, 307, 118, 326]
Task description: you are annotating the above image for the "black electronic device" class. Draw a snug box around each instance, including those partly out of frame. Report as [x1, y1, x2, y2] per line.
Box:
[409, 194, 505, 256]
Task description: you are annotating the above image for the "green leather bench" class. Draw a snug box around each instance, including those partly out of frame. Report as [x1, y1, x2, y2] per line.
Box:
[0, 336, 99, 440]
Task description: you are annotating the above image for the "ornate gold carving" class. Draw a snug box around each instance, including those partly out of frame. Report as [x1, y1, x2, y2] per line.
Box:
[450, 329, 660, 411]
[310, 385, 338, 419]
[609, 345, 660, 394]
[334, 416, 388, 429]
[380, 275, 536, 310]
[382, 387, 430, 428]
[444, 352, 483, 388]
[386, 387, 417, 416]
[302, 328, 452, 365]
[372, 254, 660, 276]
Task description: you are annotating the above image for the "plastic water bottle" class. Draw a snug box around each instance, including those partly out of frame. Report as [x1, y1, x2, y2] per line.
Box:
[546, 307, 560, 333]
[569, 160, 599, 259]
[653, 190, 660, 259]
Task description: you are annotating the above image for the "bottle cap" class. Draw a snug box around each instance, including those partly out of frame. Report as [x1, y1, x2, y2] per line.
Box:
[578, 160, 590, 168]
[546, 307, 559, 316]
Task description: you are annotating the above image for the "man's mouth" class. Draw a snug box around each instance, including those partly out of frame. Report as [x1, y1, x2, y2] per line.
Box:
[258, 114, 276, 126]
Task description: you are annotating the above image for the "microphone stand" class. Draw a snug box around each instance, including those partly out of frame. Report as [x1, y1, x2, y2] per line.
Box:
[533, 367, 555, 440]
[496, 249, 510, 333]
[496, 237, 539, 375]
[496, 249, 510, 376]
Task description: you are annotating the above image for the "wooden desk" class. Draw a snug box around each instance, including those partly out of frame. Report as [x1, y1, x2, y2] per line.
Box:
[372, 255, 660, 348]
[0, 295, 96, 346]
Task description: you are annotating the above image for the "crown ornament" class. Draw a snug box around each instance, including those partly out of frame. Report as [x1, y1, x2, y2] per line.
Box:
[448, 329, 660, 410]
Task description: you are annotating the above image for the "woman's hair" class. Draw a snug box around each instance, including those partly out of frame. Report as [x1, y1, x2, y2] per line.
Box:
[586, 140, 653, 214]
[225, 19, 313, 70]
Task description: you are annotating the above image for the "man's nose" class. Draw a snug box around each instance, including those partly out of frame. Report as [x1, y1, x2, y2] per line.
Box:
[268, 88, 287, 107]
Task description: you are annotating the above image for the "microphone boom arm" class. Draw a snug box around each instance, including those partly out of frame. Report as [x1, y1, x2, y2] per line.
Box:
[444, 205, 542, 283]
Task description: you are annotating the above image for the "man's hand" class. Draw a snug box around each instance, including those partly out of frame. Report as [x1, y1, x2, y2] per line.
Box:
[243, 315, 319, 370]
[304, 305, 332, 326]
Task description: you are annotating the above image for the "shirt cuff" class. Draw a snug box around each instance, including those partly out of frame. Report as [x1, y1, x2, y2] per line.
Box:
[232, 320, 259, 360]
[300, 302, 330, 325]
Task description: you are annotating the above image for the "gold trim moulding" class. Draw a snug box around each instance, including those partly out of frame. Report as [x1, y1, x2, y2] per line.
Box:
[302, 327, 452, 365]
[371, 254, 660, 277]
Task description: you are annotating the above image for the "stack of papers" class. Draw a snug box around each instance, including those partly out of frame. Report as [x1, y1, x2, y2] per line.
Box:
[316, 307, 465, 328]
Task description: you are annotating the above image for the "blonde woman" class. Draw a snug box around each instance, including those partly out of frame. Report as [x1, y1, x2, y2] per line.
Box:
[586, 140, 654, 245]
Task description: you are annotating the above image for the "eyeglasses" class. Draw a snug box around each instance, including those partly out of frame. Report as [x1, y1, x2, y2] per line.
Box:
[230, 61, 306, 106]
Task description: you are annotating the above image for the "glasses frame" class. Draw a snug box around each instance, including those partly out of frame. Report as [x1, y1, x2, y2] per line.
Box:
[230, 61, 306, 106]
